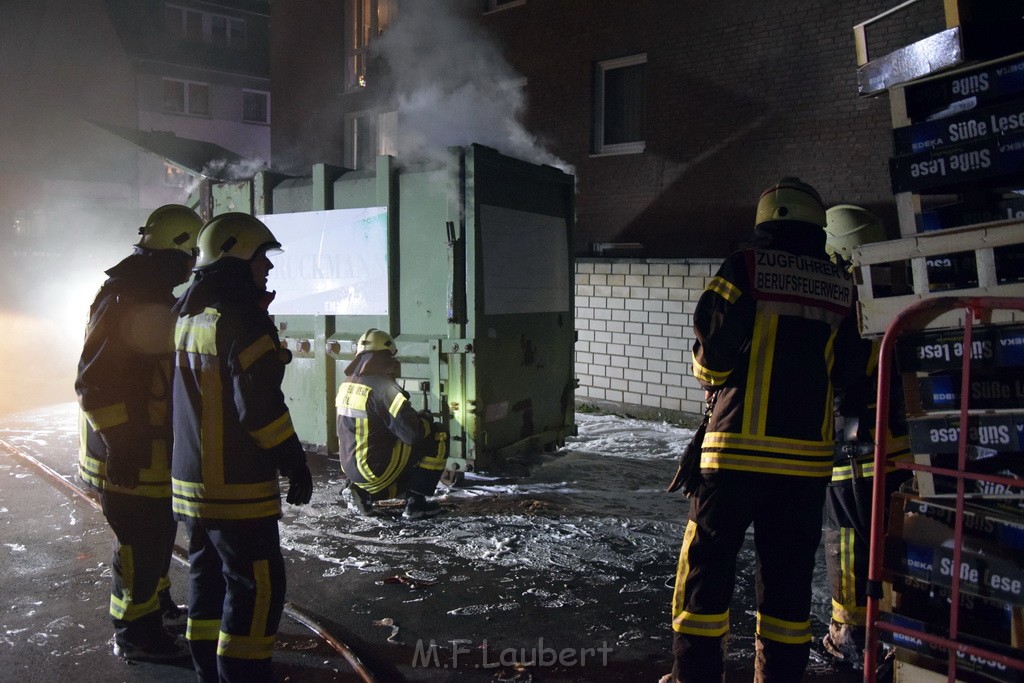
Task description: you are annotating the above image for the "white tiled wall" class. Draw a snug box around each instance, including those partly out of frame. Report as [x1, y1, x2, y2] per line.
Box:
[574, 258, 722, 418]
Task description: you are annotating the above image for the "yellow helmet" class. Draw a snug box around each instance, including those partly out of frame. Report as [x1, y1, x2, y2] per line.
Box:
[137, 204, 202, 253]
[356, 328, 397, 356]
[195, 212, 281, 269]
[824, 205, 887, 264]
[755, 177, 826, 228]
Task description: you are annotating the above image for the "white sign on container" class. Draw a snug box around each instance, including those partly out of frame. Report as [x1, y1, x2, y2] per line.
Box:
[259, 207, 389, 316]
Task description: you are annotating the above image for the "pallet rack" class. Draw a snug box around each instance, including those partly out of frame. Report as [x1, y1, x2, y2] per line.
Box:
[864, 296, 1024, 682]
[851, 3, 1024, 679]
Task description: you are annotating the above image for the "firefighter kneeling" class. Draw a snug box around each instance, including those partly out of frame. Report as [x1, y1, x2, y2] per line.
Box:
[336, 328, 448, 520]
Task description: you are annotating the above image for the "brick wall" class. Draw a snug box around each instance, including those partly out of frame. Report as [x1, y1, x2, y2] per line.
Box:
[574, 257, 722, 420]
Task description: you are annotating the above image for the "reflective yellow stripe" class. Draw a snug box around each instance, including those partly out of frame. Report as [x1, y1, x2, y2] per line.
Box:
[205, 378, 225, 489]
[831, 527, 865, 626]
[218, 632, 275, 660]
[822, 328, 838, 441]
[700, 452, 832, 477]
[418, 453, 447, 471]
[110, 543, 135, 619]
[354, 417, 373, 481]
[251, 560, 270, 637]
[250, 412, 295, 449]
[238, 334, 277, 371]
[671, 521, 731, 637]
[175, 308, 219, 355]
[673, 610, 731, 637]
[671, 520, 695, 628]
[388, 392, 407, 418]
[85, 403, 129, 431]
[110, 588, 159, 622]
[707, 275, 741, 303]
[830, 444, 912, 482]
[745, 311, 777, 435]
[693, 358, 730, 386]
[363, 441, 409, 494]
[188, 618, 221, 642]
[756, 612, 811, 644]
[840, 526, 855, 607]
[832, 598, 866, 625]
[173, 479, 281, 500]
[172, 497, 282, 520]
[703, 432, 833, 457]
[172, 478, 281, 519]
[337, 382, 370, 412]
[701, 430, 834, 477]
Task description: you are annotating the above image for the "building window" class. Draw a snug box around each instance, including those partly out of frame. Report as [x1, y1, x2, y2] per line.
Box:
[594, 54, 647, 155]
[163, 78, 210, 116]
[166, 4, 246, 47]
[243, 90, 270, 124]
[345, 0, 395, 91]
[163, 163, 193, 188]
[345, 110, 397, 169]
[345, 113, 374, 169]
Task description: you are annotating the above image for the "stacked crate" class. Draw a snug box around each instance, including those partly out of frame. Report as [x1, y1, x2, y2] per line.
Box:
[850, 1, 1024, 338]
[851, 1, 1024, 679]
[882, 323, 1024, 681]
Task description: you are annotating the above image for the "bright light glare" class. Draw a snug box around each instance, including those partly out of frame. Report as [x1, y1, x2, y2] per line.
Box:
[0, 269, 105, 416]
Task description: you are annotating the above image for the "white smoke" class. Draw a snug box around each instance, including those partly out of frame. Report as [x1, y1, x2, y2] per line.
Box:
[202, 157, 270, 182]
[374, 0, 572, 175]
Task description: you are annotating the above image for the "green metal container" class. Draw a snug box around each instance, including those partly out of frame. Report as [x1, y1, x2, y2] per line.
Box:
[199, 145, 576, 475]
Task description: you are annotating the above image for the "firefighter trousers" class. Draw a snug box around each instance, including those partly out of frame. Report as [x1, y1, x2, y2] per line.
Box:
[352, 431, 447, 501]
[824, 469, 910, 632]
[670, 471, 827, 683]
[101, 490, 177, 644]
[182, 517, 286, 683]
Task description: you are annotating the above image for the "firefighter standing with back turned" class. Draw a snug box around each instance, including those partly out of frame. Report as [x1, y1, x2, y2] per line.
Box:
[666, 179, 865, 682]
[76, 204, 202, 661]
[171, 212, 313, 682]
[820, 205, 912, 670]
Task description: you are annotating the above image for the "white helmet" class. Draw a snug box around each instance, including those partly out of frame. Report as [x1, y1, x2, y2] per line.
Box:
[824, 204, 886, 264]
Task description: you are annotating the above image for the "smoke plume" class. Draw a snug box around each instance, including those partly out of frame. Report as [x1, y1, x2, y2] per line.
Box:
[374, 0, 572, 175]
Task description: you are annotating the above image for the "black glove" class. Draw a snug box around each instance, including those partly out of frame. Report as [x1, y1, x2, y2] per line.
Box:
[284, 461, 313, 505]
[101, 430, 141, 490]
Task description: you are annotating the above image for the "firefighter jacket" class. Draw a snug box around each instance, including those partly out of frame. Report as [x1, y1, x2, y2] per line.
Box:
[76, 249, 189, 498]
[692, 221, 864, 479]
[830, 338, 912, 482]
[336, 351, 433, 496]
[170, 259, 306, 523]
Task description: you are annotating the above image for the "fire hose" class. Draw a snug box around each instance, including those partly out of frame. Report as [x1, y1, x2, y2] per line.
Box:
[0, 437, 378, 683]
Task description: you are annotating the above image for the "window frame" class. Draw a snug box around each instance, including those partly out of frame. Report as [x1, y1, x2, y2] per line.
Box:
[344, 110, 397, 169]
[166, 3, 246, 47]
[344, 0, 394, 91]
[162, 78, 211, 117]
[593, 53, 647, 156]
[242, 89, 270, 124]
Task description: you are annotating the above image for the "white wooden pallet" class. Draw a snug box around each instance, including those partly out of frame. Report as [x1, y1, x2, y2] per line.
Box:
[851, 218, 1024, 338]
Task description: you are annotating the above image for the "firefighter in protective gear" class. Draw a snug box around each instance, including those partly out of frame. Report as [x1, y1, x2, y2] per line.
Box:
[336, 328, 448, 520]
[821, 205, 912, 665]
[76, 203, 202, 660]
[668, 179, 865, 682]
[171, 212, 314, 682]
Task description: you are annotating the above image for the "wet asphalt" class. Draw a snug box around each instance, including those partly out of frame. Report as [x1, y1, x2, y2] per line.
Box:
[0, 403, 864, 683]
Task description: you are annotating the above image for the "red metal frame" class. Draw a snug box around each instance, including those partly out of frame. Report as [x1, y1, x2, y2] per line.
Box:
[864, 296, 1024, 682]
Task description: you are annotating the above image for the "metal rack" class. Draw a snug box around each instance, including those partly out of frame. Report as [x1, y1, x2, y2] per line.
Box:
[864, 295, 1024, 682]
